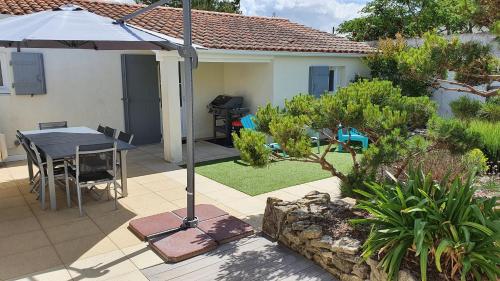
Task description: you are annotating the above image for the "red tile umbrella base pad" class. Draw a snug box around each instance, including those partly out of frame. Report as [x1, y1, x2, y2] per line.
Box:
[128, 204, 254, 262]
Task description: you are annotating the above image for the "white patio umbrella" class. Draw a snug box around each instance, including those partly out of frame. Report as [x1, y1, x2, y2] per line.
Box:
[0, 4, 182, 50]
[0, 1, 200, 229]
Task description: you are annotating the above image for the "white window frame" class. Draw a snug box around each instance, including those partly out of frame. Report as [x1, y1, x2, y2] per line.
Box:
[0, 51, 11, 94]
[328, 66, 342, 92]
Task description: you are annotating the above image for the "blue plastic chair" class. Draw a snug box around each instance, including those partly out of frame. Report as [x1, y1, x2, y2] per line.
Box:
[337, 126, 368, 152]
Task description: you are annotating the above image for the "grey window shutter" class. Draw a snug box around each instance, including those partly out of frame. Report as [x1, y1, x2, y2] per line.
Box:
[11, 52, 46, 95]
[308, 66, 329, 98]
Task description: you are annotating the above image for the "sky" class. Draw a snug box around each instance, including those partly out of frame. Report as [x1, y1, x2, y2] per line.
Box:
[115, 0, 368, 32]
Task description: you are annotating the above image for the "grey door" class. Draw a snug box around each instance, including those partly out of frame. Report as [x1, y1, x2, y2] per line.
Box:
[121, 55, 162, 145]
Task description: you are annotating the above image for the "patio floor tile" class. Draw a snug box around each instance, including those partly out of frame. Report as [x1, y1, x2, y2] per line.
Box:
[0, 183, 21, 199]
[0, 229, 51, 257]
[120, 243, 164, 270]
[0, 205, 33, 222]
[0, 216, 41, 238]
[66, 250, 137, 281]
[153, 186, 189, 201]
[54, 233, 119, 265]
[45, 218, 103, 244]
[0, 246, 62, 280]
[92, 209, 138, 234]
[7, 266, 72, 281]
[150, 227, 217, 263]
[107, 227, 144, 249]
[34, 207, 88, 228]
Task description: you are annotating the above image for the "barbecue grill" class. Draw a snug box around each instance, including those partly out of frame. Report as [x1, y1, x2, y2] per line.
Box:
[208, 95, 249, 146]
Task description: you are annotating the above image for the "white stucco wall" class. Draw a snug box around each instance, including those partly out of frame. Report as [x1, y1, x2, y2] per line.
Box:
[271, 55, 369, 107]
[0, 48, 152, 158]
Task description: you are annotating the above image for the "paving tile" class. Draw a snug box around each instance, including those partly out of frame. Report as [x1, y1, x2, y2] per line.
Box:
[0, 196, 31, 209]
[107, 227, 143, 249]
[54, 233, 119, 265]
[0, 183, 21, 198]
[172, 204, 228, 222]
[221, 196, 267, 216]
[34, 207, 88, 229]
[128, 211, 183, 241]
[7, 265, 72, 281]
[0, 230, 51, 257]
[92, 209, 138, 234]
[153, 186, 188, 201]
[66, 250, 137, 281]
[0, 205, 33, 222]
[45, 218, 103, 244]
[119, 192, 170, 212]
[0, 216, 42, 238]
[198, 215, 254, 244]
[0, 246, 62, 280]
[150, 227, 217, 263]
[120, 243, 164, 270]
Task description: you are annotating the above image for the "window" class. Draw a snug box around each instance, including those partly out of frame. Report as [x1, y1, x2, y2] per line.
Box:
[309, 66, 340, 98]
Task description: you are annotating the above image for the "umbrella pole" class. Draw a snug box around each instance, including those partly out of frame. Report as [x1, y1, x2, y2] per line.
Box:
[182, 0, 198, 228]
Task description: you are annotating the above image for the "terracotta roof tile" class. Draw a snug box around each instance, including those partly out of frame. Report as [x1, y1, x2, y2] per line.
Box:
[0, 0, 374, 54]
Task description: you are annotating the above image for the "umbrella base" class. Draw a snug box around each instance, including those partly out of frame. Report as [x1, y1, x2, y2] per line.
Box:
[128, 204, 254, 262]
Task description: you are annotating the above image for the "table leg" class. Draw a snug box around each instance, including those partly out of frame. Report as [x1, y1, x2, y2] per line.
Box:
[120, 151, 128, 197]
[46, 155, 57, 210]
[27, 156, 34, 183]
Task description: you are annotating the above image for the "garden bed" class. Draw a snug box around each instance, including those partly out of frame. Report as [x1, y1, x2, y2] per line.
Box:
[262, 191, 448, 281]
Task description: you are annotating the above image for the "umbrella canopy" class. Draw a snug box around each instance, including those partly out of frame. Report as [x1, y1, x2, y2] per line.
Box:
[0, 4, 184, 50]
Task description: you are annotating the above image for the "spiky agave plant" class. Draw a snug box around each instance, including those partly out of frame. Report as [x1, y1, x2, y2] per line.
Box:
[352, 167, 500, 281]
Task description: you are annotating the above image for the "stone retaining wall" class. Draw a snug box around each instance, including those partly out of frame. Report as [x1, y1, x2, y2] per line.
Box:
[262, 191, 417, 281]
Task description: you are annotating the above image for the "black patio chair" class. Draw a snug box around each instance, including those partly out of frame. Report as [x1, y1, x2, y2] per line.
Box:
[117, 131, 134, 144]
[39, 121, 68, 130]
[97, 124, 105, 133]
[104, 126, 116, 138]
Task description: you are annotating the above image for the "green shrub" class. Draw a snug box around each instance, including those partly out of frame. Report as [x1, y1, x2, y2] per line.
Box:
[462, 148, 489, 174]
[468, 120, 500, 162]
[450, 96, 483, 120]
[353, 167, 500, 281]
[232, 129, 271, 167]
[479, 102, 500, 122]
[427, 117, 482, 154]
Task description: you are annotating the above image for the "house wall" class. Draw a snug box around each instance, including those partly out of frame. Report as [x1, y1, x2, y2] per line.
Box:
[271, 56, 369, 107]
[0, 48, 152, 158]
[192, 62, 225, 138]
[191, 61, 273, 139]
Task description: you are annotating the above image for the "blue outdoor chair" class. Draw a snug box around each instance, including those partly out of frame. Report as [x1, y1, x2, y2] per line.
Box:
[337, 126, 369, 152]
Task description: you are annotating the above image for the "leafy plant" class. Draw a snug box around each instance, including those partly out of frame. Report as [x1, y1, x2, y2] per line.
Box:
[450, 96, 483, 120]
[462, 148, 489, 174]
[353, 167, 500, 281]
[468, 120, 500, 162]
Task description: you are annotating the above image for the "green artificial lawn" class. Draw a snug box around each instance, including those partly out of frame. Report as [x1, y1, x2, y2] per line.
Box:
[195, 145, 356, 196]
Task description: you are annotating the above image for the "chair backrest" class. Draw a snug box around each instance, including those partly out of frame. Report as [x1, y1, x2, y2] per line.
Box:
[28, 142, 45, 176]
[103, 126, 116, 138]
[240, 115, 257, 130]
[75, 142, 117, 177]
[16, 131, 36, 161]
[39, 121, 68, 130]
[117, 131, 134, 144]
[97, 124, 105, 133]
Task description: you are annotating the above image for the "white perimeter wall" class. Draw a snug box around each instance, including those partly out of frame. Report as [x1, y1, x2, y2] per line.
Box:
[0, 48, 152, 158]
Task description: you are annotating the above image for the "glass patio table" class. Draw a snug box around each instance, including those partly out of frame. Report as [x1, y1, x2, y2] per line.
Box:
[20, 126, 136, 210]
